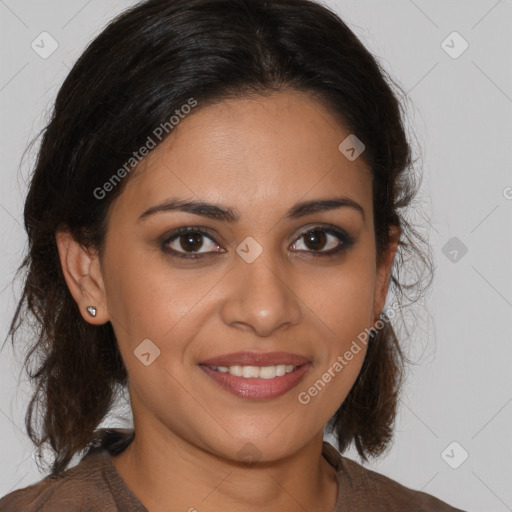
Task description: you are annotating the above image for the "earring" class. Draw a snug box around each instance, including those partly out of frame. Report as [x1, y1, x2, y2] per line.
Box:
[86, 306, 97, 317]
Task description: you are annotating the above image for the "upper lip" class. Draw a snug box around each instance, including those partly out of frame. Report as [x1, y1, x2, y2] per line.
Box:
[199, 351, 310, 367]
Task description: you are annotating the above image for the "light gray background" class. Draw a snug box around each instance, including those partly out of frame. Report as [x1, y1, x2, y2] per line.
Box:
[1, 1, 511, 510]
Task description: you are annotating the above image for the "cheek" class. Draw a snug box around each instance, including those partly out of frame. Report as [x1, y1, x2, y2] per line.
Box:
[292, 309, 371, 414]
[102, 236, 210, 339]
[300, 253, 376, 338]
[293, 256, 375, 413]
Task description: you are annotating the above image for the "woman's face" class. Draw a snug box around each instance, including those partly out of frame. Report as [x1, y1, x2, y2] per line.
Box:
[67, 89, 396, 462]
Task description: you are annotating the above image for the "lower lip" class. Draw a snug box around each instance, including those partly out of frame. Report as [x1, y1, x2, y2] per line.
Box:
[199, 363, 311, 399]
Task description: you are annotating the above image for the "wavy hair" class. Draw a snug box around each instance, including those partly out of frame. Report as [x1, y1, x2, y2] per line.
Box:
[6, 0, 433, 474]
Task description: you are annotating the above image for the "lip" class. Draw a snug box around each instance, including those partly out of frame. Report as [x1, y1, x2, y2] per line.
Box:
[199, 351, 310, 367]
[200, 363, 312, 399]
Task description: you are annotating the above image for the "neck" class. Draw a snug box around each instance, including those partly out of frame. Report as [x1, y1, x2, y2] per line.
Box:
[111, 422, 338, 512]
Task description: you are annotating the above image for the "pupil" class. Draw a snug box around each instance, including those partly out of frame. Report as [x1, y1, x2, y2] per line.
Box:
[305, 230, 326, 250]
[181, 233, 203, 252]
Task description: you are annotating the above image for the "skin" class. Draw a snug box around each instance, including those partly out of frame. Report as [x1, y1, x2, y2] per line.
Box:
[56, 89, 399, 512]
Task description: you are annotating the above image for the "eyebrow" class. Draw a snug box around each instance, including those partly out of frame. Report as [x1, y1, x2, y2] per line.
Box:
[137, 196, 365, 223]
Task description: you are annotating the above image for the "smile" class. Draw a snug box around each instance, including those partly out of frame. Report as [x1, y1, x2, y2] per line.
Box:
[207, 364, 297, 379]
[199, 361, 311, 399]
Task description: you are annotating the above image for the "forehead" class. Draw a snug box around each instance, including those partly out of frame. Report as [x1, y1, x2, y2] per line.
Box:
[111, 90, 372, 223]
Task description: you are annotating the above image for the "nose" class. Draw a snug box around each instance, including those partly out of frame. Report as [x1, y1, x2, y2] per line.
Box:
[219, 249, 302, 338]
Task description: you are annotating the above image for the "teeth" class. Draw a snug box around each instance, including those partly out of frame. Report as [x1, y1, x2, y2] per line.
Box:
[230, 365, 243, 377]
[209, 364, 298, 379]
[242, 366, 260, 378]
[259, 366, 277, 379]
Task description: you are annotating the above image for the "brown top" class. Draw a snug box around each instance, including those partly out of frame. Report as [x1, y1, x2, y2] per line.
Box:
[0, 429, 466, 511]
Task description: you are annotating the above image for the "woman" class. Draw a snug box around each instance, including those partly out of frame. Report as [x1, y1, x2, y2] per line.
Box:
[0, 0, 465, 510]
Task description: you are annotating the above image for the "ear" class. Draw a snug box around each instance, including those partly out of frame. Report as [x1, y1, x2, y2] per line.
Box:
[55, 229, 110, 325]
[372, 224, 400, 322]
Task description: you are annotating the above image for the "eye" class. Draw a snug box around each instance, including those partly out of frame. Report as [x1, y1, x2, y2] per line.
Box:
[290, 226, 354, 256]
[161, 225, 355, 260]
[162, 227, 223, 259]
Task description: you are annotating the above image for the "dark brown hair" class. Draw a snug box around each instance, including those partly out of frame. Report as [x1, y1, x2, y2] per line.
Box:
[6, 0, 433, 475]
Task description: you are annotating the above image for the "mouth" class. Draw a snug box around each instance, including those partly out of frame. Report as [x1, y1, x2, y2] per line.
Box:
[205, 363, 299, 379]
[198, 351, 311, 400]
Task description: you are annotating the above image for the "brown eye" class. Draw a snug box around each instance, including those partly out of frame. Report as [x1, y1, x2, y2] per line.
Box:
[163, 227, 223, 258]
[162, 225, 354, 261]
[303, 229, 328, 251]
[291, 226, 351, 255]
[179, 232, 205, 252]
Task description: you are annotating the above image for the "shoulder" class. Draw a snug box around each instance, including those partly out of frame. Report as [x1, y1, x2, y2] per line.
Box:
[322, 441, 466, 512]
[0, 430, 138, 512]
[0, 451, 112, 512]
[340, 455, 466, 511]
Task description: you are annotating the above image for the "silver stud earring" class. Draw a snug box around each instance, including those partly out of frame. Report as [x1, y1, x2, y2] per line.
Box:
[86, 306, 97, 317]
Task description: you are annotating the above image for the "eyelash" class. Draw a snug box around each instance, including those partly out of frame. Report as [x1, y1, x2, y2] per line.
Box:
[161, 225, 355, 260]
